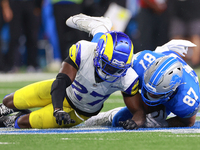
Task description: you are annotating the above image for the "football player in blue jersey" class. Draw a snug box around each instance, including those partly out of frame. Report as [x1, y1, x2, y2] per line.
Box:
[85, 39, 200, 128]
[0, 14, 146, 130]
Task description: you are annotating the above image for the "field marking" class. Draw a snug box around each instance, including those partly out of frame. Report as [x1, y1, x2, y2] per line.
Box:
[0, 142, 15, 144]
[0, 125, 200, 135]
[0, 119, 200, 135]
[61, 137, 119, 140]
[0, 73, 56, 82]
[159, 134, 200, 137]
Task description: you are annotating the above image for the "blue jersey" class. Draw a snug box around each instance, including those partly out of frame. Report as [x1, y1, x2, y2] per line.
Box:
[132, 50, 200, 118]
[112, 50, 200, 127]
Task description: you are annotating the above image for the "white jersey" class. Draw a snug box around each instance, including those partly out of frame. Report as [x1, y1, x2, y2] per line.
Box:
[66, 40, 139, 115]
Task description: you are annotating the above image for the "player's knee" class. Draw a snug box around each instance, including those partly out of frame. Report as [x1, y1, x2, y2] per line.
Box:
[186, 120, 195, 127]
[17, 114, 32, 128]
[3, 93, 14, 108]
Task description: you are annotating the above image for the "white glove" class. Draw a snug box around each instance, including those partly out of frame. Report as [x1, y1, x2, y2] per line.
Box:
[155, 39, 196, 57]
[144, 109, 168, 128]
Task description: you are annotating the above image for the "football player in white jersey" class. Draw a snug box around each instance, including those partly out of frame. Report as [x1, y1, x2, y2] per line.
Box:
[0, 14, 146, 130]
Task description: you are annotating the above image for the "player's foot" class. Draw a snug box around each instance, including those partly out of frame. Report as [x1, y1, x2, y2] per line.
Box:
[84, 107, 123, 126]
[66, 13, 112, 35]
[0, 111, 27, 127]
[0, 103, 14, 117]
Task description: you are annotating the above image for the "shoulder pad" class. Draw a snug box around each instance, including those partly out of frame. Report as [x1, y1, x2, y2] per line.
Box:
[69, 42, 81, 68]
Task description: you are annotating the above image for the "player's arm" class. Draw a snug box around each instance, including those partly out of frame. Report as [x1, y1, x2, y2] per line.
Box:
[51, 59, 77, 111]
[51, 42, 81, 125]
[166, 115, 196, 127]
[51, 43, 79, 112]
[122, 92, 146, 129]
[51, 60, 78, 125]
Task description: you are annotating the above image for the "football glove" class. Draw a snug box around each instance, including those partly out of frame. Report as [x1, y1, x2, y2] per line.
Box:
[53, 109, 75, 125]
[119, 119, 138, 130]
[144, 109, 168, 128]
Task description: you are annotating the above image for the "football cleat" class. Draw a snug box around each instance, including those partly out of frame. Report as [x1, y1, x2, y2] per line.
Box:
[84, 107, 123, 126]
[0, 103, 14, 117]
[66, 13, 112, 35]
[0, 111, 28, 127]
[0, 115, 16, 127]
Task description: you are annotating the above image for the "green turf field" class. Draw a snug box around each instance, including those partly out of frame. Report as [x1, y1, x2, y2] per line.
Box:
[0, 132, 200, 150]
[0, 72, 200, 150]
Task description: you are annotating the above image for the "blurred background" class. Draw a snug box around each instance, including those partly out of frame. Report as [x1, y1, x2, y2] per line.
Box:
[0, 0, 199, 73]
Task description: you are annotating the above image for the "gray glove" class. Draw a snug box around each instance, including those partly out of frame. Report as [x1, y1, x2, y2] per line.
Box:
[53, 109, 75, 125]
[144, 109, 168, 128]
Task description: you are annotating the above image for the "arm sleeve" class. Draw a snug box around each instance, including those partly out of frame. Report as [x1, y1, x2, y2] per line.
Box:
[51, 73, 72, 110]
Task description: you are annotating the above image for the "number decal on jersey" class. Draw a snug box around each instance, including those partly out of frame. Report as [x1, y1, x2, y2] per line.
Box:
[89, 91, 110, 106]
[72, 80, 110, 106]
[139, 53, 156, 70]
[183, 87, 198, 106]
[71, 80, 87, 94]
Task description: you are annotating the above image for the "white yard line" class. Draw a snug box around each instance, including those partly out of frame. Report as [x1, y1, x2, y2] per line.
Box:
[0, 73, 57, 82]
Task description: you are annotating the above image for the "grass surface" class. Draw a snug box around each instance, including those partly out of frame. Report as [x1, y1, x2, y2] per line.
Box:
[0, 132, 200, 150]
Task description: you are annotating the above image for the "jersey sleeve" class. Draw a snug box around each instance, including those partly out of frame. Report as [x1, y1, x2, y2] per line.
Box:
[123, 79, 139, 96]
[121, 68, 139, 96]
[68, 42, 81, 68]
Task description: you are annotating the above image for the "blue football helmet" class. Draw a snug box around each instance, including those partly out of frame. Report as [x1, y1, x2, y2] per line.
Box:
[94, 31, 134, 83]
[141, 56, 183, 106]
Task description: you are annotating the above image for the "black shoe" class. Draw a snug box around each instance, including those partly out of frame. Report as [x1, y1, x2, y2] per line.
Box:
[0, 111, 31, 127]
[0, 115, 16, 127]
[0, 103, 14, 117]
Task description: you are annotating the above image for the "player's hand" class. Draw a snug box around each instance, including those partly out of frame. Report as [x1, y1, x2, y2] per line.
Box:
[119, 119, 138, 130]
[144, 109, 168, 128]
[144, 115, 168, 128]
[53, 109, 75, 125]
[150, 109, 167, 121]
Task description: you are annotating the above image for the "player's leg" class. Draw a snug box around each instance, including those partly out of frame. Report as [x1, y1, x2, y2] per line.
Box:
[1, 79, 55, 116]
[0, 110, 32, 128]
[0, 93, 32, 117]
[66, 13, 112, 37]
[84, 107, 124, 126]
[16, 102, 89, 129]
